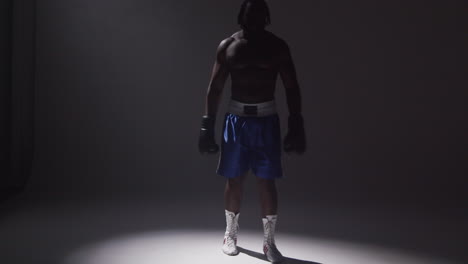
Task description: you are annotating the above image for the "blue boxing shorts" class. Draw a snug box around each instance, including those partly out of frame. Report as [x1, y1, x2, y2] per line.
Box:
[216, 99, 284, 180]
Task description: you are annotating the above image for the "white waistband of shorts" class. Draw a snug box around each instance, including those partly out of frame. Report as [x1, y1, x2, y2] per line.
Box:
[228, 99, 277, 117]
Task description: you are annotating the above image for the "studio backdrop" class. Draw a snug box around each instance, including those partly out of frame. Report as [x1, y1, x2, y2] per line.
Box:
[2, 0, 466, 206]
[1, 0, 36, 199]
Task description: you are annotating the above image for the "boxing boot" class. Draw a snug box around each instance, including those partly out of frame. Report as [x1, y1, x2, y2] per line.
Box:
[262, 215, 285, 263]
[222, 209, 240, 255]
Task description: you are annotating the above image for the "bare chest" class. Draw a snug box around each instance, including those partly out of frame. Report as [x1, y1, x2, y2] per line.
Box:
[226, 41, 278, 70]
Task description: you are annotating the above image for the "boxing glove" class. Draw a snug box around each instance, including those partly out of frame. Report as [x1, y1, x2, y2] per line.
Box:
[198, 115, 220, 154]
[283, 113, 306, 154]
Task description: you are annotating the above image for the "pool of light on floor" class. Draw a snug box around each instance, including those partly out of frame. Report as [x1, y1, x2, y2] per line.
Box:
[63, 229, 452, 264]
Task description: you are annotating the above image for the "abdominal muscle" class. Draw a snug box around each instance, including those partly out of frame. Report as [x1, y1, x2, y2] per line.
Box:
[229, 68, 278, 104]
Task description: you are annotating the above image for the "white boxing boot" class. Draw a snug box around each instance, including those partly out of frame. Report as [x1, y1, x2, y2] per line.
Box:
[262, 215, 285, 263]
[222, 209, 240, 256]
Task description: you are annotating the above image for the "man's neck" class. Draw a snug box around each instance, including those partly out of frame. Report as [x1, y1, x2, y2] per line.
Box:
[241, 28, 267, 40]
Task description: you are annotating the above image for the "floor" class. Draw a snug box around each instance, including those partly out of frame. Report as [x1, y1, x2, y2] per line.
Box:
[0, 191, 467, 264]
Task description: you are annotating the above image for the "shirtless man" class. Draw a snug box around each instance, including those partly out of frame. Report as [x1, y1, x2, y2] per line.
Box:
[198, 0, 305, 262]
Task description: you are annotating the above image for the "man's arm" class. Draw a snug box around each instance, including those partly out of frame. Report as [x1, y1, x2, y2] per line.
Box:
[204, 38, 233, 117]
[278, 39, 306, 154]
[278, 40, 302, 115]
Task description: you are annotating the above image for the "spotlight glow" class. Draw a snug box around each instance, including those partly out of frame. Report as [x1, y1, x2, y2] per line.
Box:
[63, 229, 451, 264]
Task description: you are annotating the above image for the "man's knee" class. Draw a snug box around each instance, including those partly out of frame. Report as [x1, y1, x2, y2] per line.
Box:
[227, 174, 246, 188]
[256, 176, 276, 188]
[227, 177, 240, 186]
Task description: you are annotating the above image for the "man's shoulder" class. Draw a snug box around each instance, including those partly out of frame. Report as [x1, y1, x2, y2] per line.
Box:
[230, 30, 285, 42]
[266, 32, 289, 50]
[256, 31, 289, 52]
[230, 30, 243, 40]
[216, 31, 288, 51]
[216, 34, 238, 52]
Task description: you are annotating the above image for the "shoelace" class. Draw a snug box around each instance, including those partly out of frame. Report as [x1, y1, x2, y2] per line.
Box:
[263, 218, 276, 245]
[225, 215, 239, 247]
[224, 235, 237, 248]
[263, 218, 283, 261]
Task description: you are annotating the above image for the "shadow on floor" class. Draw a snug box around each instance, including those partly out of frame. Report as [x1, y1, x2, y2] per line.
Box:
[238, 246, 322, 264]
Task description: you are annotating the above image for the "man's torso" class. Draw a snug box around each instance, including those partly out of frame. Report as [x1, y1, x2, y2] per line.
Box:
[223, 30, 285, 104]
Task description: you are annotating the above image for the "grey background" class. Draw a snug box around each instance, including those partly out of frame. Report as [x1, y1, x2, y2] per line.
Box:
[0, 0, 13, 190]
[1, 0, 36, 194]
[1, 1, 467, 264]
[26, 0, 467, 206]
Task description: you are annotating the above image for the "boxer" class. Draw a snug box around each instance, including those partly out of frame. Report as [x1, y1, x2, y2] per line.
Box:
[199, 0, 305, 262]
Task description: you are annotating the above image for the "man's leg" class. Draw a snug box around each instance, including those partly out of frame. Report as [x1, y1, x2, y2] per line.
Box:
[256, 176, 284, 263]
[222, 171, 248, 256]
[224, 171, 248, 214]
[256, 177, 278, 217]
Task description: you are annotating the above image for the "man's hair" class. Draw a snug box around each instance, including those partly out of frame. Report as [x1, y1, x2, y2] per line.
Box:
[237, 0, 271, 27]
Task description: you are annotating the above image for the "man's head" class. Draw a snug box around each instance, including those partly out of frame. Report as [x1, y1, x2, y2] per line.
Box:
[238, 0, 271, 31]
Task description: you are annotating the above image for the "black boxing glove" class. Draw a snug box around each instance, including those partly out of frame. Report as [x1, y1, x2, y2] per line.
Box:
[198, 115, 220, 154]
[283, 113, 306, 154]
